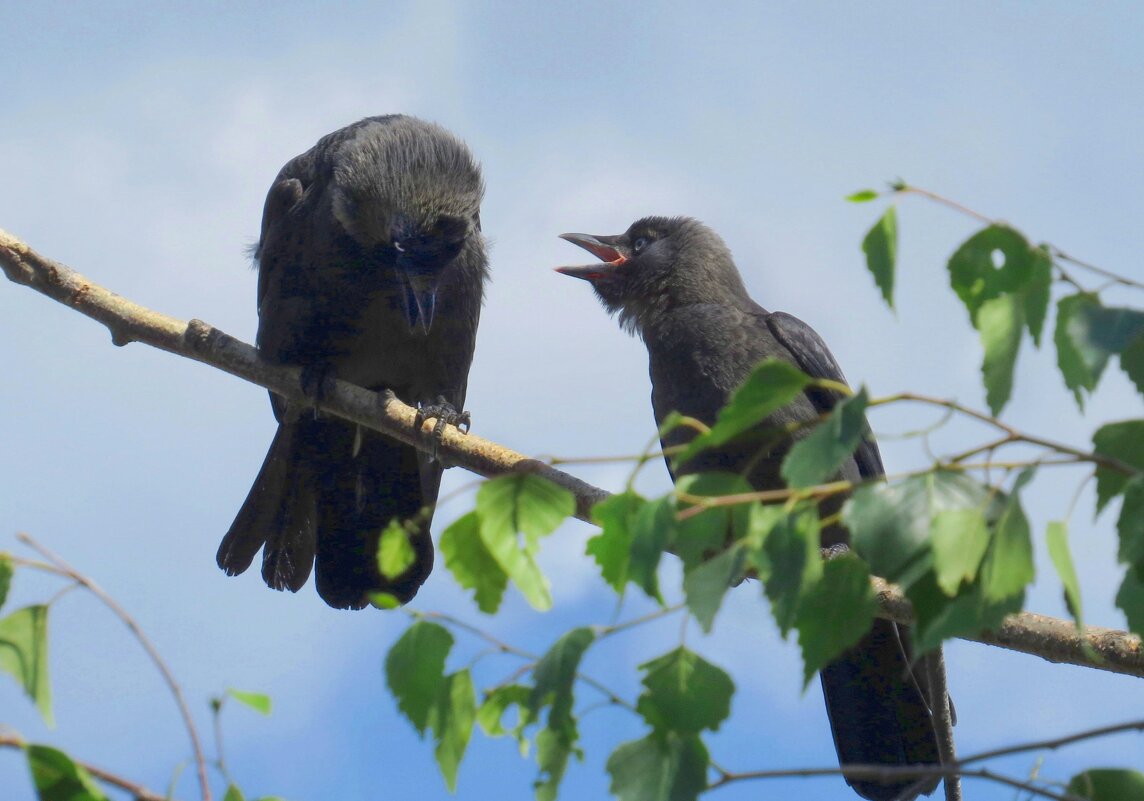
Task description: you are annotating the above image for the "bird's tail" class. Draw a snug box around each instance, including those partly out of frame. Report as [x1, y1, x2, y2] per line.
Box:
[217, 418, 436, 609]
[819, 618, 944, 801]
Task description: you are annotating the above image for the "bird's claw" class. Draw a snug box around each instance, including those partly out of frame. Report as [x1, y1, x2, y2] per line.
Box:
[415, 396, 471, 463]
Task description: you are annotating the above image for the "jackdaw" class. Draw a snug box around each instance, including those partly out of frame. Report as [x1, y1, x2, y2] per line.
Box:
[557, 215, 945, 800]
[217, 115, 488, 610]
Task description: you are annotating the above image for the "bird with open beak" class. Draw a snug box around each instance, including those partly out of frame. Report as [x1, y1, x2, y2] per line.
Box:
[557, 215, 948, 801]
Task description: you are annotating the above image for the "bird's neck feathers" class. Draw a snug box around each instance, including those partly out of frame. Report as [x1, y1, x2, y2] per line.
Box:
[612, 251, 753, 342]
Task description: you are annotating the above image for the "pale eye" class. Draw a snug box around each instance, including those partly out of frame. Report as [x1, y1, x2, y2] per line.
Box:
[633, 236, 650, 252]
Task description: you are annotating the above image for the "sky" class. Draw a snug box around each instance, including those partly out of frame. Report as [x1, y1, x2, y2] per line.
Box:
[2, 2, 1143, 800]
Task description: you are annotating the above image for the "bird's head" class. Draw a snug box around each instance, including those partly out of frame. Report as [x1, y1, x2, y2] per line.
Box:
[556, 216, 746, 333]
[331, 117, 485, 334]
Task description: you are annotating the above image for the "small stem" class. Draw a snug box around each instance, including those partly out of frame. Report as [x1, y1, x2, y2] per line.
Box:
[594, 604, 685, 639]
[16, 533, 212, 801]
[0, 733, 173, 801]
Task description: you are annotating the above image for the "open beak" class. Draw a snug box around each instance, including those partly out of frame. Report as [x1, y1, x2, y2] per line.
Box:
[398, 270, 438, 334]
[555, 233, 628, 281]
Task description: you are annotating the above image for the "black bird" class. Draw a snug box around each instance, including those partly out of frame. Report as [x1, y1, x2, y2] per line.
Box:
[217, 115, 488, 610]
[557, 216, 946, 800]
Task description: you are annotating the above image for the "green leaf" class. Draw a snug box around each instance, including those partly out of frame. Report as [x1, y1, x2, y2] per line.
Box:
[781, 387, 871, 487]
[907, 570, 1024, 654]
[930, 508, 990, 595]
[1056, 293, 1109, 403]
[377, 519, 416, 580]
[1092, 420, 1144, 513]
[26, 745, 110, 801]
[1054, 296, 1144, 405]
[535, 724, 582, 801]
[683, 547, 745, 633]
[440, 512, 508, 614]
[588, 491, 645, 592]
[528, 628, 595, 801]
[636, 647, 734, 735]
[224, 786, 245, 801]
[748, 506, 822, 635]
[0, 605, 52, 725]
[678, 360, 810, 463]
[385, 621, 453, 736]
[1046, 521, 1083, 627]
[629, 496, 676, 602]
[227, 688, 272, 716]
[845, 189, 879, 203]
[1024, 245, 1053, 345]
[1121, 331, 1144, 395]
[1118, 478, 1144, 570]
[1067, 768, 1144, 800]
[978, 294, 1023, 415]
[1115, 568, 1144, 636]
[844, 471, 995, 589]
[607, 733, 708, 801]
[673, 472, 753, 570]
[947, 224, 1039, 325]
[795, 556, 879, 686]
[428, 669, 476, 791]
[529, 627, 595, 728]
[476, 475, 573, 611]
[979, 470, 1036, 602]
[0, 554, 11, 610]
[477, 474, 576, 549]
[861, 206, 897, 308]
[477, 684, 531, 747]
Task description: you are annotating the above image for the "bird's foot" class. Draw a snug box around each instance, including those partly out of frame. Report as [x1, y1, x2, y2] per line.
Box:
[415, 396, 471, 463]
[299, 362, 336, 420]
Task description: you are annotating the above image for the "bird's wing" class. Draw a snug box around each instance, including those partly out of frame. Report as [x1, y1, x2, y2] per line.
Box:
[765, 310, 885, 479]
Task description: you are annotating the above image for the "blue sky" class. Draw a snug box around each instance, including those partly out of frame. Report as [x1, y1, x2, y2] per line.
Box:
[2, 3, 1143, 800]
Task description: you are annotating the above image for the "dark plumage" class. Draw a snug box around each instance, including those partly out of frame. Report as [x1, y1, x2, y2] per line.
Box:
[217, 115, 488, 609]
[558, 216, 946, 800]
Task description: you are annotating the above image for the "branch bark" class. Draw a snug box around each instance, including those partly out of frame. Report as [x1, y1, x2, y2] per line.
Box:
[2, 228, 1142, 680]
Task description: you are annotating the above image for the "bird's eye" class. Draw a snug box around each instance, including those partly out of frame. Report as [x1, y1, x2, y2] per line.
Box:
[633, 236, 650, 252]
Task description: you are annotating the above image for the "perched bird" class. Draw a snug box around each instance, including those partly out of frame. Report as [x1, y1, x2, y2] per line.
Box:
[217, 115, 488, 610]
[557, 216, 945, 800]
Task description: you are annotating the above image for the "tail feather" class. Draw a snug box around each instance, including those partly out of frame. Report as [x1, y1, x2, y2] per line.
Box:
[218, 418, 437, 608]
[218, 425, 298, 578]
[820, 618, 943, 801]
[314, 425, 437, 609]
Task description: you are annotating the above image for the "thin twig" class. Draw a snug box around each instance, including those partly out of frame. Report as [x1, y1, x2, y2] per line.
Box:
[957, 719, 1144, 766]
[871, 392, 1139, 476]
[16, 533, 211, 801]
[894, 183, 1144, 293]
[710, 762, 1082, 801]
[0, 732, 174, 801]
[414, 611, 638, 712]
[593, 604, 685, 639]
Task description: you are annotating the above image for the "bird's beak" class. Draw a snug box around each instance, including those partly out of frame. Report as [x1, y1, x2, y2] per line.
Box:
[555, 233, 627, 281]
[398, 270, 438, 334]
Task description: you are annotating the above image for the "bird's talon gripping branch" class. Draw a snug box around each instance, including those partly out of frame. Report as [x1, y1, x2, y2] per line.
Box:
[298, 362, 335, 414]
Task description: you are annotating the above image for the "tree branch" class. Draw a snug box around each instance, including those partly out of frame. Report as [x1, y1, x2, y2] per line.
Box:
[3, 228, 1142, 682]
[0, 732, 174, 801]
[16, 533, 212, 801]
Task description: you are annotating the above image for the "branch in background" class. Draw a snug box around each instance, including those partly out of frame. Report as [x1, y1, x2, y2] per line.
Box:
[893, 182, 1144, 292]
[0, 732, 173, 801]
[16, 533, 212, 801]
[2, 228, 1142, 681]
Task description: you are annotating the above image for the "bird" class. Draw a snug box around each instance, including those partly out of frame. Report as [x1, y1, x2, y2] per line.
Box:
[217, 115, 488, 610]
[556, 215, 946, 800]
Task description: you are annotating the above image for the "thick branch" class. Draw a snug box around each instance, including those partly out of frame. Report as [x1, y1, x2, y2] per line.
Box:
[2, 228, 1142, 680]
